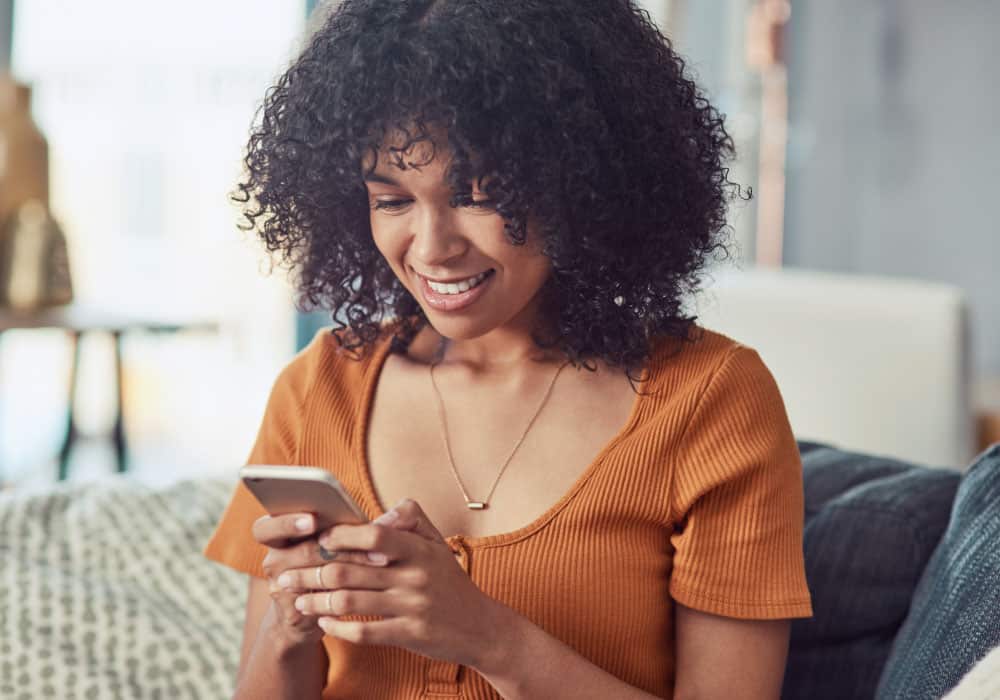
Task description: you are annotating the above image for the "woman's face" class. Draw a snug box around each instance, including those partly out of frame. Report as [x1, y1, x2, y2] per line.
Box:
[363, 140, 552, 341]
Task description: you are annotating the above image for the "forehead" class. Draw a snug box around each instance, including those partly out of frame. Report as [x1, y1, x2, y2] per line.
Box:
[360, 124, 490, 190]
[362, 126, 449, 175]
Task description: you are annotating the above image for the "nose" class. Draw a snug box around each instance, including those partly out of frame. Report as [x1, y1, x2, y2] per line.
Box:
[409, 204, 468, 267]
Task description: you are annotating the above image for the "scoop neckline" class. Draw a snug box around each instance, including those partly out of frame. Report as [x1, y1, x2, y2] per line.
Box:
[351, 331, 651, 548]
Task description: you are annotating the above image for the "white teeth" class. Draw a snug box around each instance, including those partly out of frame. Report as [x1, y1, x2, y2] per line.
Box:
[427, 271, 490, 295]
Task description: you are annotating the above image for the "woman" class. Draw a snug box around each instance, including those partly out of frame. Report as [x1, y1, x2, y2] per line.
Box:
[203, 1, 813, 698]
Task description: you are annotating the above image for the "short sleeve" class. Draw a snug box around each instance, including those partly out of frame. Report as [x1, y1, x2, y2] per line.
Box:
[201, 337, 320, 579]
[669, 345, 813, 620]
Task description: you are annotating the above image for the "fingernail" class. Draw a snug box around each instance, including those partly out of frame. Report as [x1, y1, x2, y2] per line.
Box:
[374, 509, 399, 525]
[277, 573, 292, 588]
[295, 516, 313, 532]
[294, 597, 306, 611]
[367, 552, 388, 564]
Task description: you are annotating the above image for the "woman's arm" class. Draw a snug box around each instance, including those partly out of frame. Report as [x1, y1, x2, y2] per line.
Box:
[672, 604, 790, 700]
[232, 576, 329, 700]
[477, 603, 790, 700]
[475, 604, 662, 699]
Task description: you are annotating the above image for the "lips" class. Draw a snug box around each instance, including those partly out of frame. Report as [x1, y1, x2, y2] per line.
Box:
[417, 269, 495, 312]
[424, 270, 492, 295]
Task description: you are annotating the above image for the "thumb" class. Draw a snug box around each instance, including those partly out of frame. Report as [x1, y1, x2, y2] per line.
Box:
[374, 498, 447, 544]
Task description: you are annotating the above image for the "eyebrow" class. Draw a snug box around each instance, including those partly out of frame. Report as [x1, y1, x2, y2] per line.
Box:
[362, 170, 486, 191]
[363, 172, 402, 186]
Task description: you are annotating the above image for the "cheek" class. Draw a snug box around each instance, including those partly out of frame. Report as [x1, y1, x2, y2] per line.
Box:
[514, 232, 552, 285]
[501, 251, 551, 299]
[527, 258, 553, 291]
[370, 220, 404, 265]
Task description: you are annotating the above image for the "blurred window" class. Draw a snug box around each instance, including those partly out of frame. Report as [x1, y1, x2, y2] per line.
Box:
[3, 2, 305, 484]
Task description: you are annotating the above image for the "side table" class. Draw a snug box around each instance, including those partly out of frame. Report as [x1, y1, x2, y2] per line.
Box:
[0, 303, 218, 480]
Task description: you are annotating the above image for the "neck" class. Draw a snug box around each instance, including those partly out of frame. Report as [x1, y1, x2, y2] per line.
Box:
[434, 338, 559, 371]
[424, 319, 563, 376]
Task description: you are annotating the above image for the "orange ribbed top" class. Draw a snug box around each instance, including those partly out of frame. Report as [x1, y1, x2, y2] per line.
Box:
[203, 325, 813, 699]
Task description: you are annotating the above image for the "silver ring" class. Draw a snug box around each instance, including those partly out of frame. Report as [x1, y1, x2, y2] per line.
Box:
[318, 544, 338, 561]
[327, 591, 335, 614]
[315, 566, 324, 589]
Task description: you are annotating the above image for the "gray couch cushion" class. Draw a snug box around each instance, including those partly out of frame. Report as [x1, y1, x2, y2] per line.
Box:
[782, 443, 960, 700]
[876, 444, 1000, 700]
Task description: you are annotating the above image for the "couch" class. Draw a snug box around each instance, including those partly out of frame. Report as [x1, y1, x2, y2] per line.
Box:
[1, 441, 998, 699]
[784, 441, 1000, 699]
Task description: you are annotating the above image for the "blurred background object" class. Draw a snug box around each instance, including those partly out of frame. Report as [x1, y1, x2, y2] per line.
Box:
[0, 0, 303, 488]
[0, 72, 73, 311]
[744, 0, 790, 268]
[780, 0, 999, 407]
[0, 199, 74, 310]
[660, 0, 999, 467]
[0, 74, 47, 221]
[692, 267, 973, 467]
[0, 0, 997, 489]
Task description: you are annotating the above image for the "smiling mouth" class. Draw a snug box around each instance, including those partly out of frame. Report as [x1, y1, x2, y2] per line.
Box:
[422, 270, 494, 295]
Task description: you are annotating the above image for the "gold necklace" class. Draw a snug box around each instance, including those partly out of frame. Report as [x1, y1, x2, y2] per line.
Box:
[428, 358, 569, 510]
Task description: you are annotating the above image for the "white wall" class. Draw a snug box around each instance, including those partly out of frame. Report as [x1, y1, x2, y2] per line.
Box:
[784, 0, 1000, 378]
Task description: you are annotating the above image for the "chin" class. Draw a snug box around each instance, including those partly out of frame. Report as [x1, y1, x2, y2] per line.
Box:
[421, 313, 496, 341]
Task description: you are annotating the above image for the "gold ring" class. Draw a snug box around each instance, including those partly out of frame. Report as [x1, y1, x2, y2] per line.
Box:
[316, 566, 324, 589]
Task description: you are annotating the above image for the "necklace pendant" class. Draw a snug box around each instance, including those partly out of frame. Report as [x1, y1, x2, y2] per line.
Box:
[467, 501, 487, 510]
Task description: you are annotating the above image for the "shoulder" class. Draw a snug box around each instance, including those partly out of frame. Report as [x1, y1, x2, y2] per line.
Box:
[643, 325, 796, 484]
[660, 326, 800, 501]
[645, 324, 775, 407]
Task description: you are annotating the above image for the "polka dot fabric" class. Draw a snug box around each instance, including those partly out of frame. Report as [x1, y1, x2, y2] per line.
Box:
[0, 476, 244, 699]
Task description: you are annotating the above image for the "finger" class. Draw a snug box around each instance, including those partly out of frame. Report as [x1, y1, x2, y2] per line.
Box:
[262, 538, 384, 579]
[316, 616, 412, 646]
[268, 589, 325, 641]
[322, 549, 393, 566]
[295, 589, 413, 618]
[275, 561, 395, 593]
[252, 512, 316, 547]
[315, 527, 407, 566]
[318, 523, 418, 565]
[380, 499, 448, 545]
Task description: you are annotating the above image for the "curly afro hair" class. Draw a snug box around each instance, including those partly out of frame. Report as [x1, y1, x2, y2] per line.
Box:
[234, 0, 742, 374]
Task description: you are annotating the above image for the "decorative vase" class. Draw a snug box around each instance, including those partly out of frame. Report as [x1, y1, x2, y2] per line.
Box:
[0, 75, 73, 311]
[0, 75, 49, 223]
[0, 199, 74, 311]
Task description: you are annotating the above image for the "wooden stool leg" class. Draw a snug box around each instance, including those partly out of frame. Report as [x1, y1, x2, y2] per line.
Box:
[112, 330, 127, 473]
[58, 330, 83, 481]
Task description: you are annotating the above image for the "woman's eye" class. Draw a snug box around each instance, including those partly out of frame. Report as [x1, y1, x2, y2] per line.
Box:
[370, 195, 494, 212]
[371, 198, 410, 212]
[453, 194, 495, 209]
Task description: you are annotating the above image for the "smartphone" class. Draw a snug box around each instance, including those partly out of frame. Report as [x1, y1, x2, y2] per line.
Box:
[240, 465, 369, 531]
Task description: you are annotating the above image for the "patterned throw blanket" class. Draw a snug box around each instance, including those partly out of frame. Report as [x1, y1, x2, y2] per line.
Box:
[0, 476, 245, 699]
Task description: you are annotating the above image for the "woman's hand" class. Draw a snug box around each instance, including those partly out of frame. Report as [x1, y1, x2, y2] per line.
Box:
[275, 500, 511, 670]
[251, 512, 377, 649]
